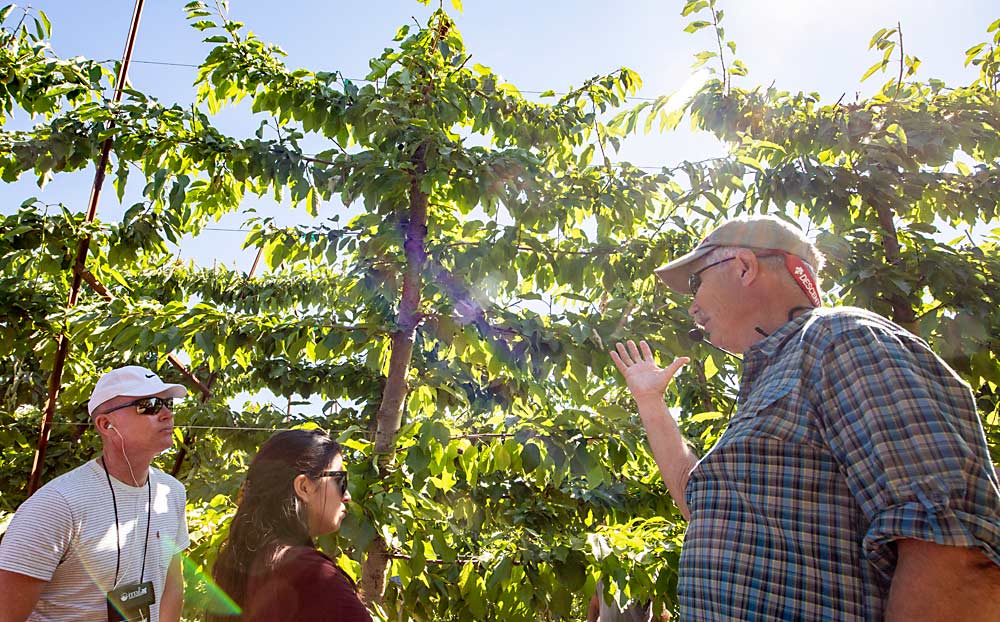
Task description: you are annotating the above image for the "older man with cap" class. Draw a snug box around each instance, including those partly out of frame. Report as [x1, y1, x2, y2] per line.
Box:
[611, 215, 1000, 621]
[0, 366, 190, 622]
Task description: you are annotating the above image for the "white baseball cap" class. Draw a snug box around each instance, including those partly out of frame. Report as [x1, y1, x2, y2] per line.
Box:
[88, 366, 187, 416]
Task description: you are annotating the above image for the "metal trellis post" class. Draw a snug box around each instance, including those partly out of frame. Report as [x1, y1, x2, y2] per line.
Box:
[27, 0, 147, 495]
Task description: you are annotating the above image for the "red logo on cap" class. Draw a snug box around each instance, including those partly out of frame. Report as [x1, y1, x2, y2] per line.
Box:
[788, 260, 821, 307]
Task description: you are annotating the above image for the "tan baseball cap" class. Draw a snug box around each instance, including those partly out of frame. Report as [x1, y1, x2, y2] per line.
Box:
[654, 215, 824, 294]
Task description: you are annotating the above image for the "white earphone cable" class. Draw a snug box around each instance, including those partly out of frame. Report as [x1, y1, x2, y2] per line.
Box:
[110, 426, 140, 487]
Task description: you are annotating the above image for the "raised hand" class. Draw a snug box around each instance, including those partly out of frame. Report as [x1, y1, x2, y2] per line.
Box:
[610, 340, 689, 401]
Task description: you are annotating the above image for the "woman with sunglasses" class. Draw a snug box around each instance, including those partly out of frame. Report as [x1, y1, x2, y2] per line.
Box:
[209, 429, 370, 622]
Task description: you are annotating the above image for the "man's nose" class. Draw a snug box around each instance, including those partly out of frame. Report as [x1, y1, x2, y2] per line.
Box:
[687, 297, 700, 318]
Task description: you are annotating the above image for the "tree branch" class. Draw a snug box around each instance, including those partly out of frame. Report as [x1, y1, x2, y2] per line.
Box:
[894, 21, 905, 101]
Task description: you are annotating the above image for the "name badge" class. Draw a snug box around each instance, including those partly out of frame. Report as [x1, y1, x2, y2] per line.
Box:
[107, 580, 156, 622]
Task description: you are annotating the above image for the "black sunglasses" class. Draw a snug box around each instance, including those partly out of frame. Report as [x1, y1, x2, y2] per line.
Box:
[317, 470, 349, 496]
[688, 257, 736, 295]
[101, 397, 174, 416]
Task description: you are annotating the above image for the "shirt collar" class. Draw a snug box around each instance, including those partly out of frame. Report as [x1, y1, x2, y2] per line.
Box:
[745, 308, 818, 360]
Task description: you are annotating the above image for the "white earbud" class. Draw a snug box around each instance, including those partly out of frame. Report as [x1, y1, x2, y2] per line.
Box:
[106, 423, 115, 430]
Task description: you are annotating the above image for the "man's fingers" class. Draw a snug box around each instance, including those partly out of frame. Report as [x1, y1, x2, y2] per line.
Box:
[614, 342, 635, 366]
[639, 340, 654, 361]
[664, 356, 690, 378]
[609, 350, 628, 375]
[626, 340, 641, 362]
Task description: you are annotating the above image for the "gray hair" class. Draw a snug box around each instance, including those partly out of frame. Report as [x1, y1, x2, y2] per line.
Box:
[706, 246, 823, 294]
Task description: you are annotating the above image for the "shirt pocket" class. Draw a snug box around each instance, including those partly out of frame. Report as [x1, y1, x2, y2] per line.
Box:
[723, 368, 824, 449]
[731, 372, 798, 424]
[691, 374, 799, 469]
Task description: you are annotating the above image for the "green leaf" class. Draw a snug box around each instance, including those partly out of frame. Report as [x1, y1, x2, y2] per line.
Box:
[684, 20, 711, 34]
[861, 59, 887, 82]
[107, 268, 131, 291]
[737, 154, 764, 172]
[521, 442, 541, 473]
[703, 354, 718, 379]
[37, 10, 51, 36]
[692, 50, 717, 70]
[486, 556, 512, 595]
[869, 27, 888, 48]
[965, 43, 987, 66]
[755, 140, 786, 154]
[553, 550, 587, 591]
[688, 411, 724, 423]
[681, 1, 709, 17]
[430, 530, 457, 563]
[885, 122, 907, 144]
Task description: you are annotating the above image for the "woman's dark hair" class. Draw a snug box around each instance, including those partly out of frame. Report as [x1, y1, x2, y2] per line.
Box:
[209, 429, 342, 619]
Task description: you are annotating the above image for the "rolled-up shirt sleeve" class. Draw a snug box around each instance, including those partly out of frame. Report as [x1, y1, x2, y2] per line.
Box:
[813, 321, 1000, 581]
[0, 487, 73, 581]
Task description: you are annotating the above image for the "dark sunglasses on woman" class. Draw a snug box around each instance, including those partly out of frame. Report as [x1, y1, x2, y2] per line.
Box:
[317, 470, 349, 496]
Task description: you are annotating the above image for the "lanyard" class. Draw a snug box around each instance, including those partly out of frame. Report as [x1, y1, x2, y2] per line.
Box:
[101, 458, 152, 588]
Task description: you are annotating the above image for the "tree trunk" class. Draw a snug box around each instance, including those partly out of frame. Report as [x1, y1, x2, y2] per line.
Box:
[359, 143, 429, 605]
[872, 199, 917, 331]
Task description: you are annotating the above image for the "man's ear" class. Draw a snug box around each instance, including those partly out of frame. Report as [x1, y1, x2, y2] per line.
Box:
[94, 414, 110, 432]
[293, 474, 314, 503]
[735, 248, 760, 284]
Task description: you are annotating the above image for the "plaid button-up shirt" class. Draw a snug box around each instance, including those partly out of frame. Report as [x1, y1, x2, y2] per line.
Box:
[678, 307, 1000, 621]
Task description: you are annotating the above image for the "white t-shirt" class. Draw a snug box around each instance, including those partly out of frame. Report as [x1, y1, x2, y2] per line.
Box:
[596, 579, 654, 622]
[0, 460, 190, 622]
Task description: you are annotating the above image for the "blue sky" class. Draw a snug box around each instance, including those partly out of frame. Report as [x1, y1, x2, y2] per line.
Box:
[3, 0, 995, 269]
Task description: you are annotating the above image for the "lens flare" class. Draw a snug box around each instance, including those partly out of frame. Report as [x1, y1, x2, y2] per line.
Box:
[663, 69, 711, 116]
[178, 549, 242, 616]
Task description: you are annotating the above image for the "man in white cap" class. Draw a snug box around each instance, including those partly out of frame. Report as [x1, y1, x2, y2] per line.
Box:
[0, 366, 190, 622]
[611, 215, 1000, 621]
